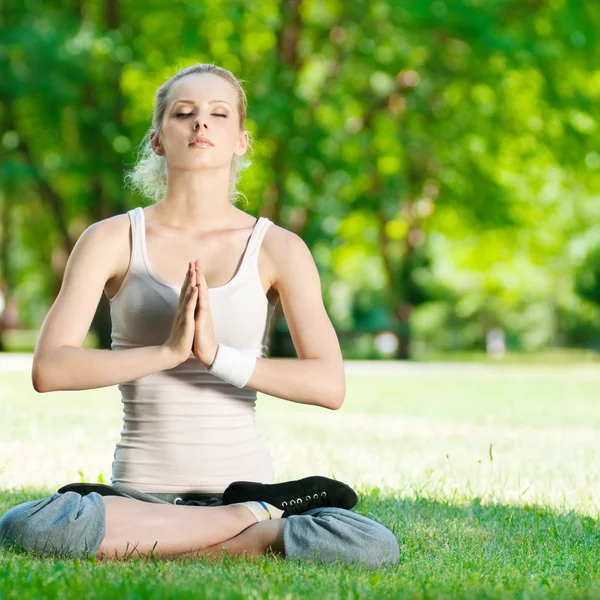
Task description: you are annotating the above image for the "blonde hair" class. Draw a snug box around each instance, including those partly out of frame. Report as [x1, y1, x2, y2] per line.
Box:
[124, 63, 253, 206]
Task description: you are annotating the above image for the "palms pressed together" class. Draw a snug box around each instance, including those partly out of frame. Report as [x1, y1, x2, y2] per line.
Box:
[191, 259, 219, 368]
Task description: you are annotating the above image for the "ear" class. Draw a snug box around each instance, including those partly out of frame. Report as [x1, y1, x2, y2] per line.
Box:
[150, 129, 165, 156]
[234, 130, 249, 157]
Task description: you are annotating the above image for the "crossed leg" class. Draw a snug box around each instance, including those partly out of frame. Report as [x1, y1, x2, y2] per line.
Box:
[98, 496, 280, 560]
[178, 518, 286, 561]
[1, 493, 398, 567]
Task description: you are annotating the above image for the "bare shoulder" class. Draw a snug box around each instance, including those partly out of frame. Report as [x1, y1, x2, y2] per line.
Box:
[88, 212, 131, 273]
[82, 211, 130, 244]
[31, 211, 132, 370]
[262, 223, 316, 290]
[93, 211, 131, 238]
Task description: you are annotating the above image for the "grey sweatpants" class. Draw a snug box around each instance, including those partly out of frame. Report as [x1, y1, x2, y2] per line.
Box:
[0, 483, 399, 570]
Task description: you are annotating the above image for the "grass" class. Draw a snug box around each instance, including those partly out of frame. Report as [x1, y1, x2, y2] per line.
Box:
[1, 361, 600, 598]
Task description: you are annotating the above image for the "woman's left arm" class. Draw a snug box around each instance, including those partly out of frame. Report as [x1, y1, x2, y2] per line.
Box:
[193, 227, 346, 410]
[245, 228, 346, 410]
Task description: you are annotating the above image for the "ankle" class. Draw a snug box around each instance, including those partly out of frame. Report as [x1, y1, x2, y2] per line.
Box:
[229, 503, 258, 525]
[232, 501, 284, 522]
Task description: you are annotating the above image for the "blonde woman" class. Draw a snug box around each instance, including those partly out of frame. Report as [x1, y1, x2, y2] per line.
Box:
[0, 64, 398, 569]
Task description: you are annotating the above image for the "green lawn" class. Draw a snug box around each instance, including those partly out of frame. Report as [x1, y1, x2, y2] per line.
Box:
[1, 362, 600, 598]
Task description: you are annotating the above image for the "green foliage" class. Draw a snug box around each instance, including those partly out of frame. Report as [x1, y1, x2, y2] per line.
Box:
[1, 0, 600, 356]
[575, 242, 600, 306]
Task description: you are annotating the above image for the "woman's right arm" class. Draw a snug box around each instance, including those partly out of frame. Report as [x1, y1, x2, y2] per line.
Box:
[32, 218, 181, 393]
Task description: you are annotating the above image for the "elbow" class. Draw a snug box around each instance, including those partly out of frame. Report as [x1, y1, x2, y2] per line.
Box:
[329, 397, 344, 410]
[327, 382, 346, 410]
[32, 372, 47, 393]
[323, 361, 346, 410]
[32, 375, 46, 393]
[31, 361, 50, 393]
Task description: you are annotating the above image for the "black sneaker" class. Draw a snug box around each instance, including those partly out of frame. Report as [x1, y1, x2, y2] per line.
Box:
[222, 476, 359, 517]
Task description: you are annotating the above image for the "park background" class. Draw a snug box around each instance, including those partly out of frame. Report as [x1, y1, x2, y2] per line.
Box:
[1, 0, 599, 361]
[2, 1, 600, 598]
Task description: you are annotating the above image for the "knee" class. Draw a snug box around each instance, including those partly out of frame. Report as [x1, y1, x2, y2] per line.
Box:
[284, 507, 400, 569]
[342, 509, 400, 568]
[0, 496, 49, 553]
[0, 491, 105, 558]
[371, 520, 400, 567]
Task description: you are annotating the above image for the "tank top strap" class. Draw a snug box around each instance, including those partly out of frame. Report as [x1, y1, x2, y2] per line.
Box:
[244, 217, 272, 264]
[126, 207, 146, 273]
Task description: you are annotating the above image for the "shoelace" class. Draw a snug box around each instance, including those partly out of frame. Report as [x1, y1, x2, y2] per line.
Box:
[280, 491, 332, 516]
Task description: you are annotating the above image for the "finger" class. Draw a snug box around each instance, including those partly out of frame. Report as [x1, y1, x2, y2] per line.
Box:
[179, 282, 193, 318]
[179, 263, 192, 304]
[184, 269, 195, 293]
[197, 276, 202, 297]
[188, 286, 198, 309]
[187, 275, 197, 301]
[181, 288, 194, 324]
[198, 273, 205, 302]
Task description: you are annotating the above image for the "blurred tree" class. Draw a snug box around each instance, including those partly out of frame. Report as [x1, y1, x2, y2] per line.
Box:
[576, 242, 600, 307]
[0, 0, 599, 359]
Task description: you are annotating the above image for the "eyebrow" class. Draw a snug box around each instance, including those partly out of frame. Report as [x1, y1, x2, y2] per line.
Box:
[171, 99, 232, 108]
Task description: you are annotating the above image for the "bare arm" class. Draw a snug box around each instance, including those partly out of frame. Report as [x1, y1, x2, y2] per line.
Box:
[244, 229, 346, 410]
[34, 345, 180, 393]
[245, 356, 344, 410]
[32, 219, 181, 393]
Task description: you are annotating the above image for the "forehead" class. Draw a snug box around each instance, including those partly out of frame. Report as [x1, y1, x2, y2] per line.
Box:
[167, 72, 237, 107]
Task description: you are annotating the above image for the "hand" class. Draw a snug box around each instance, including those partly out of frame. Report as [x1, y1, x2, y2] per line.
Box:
[191, 260, 219, 367]
[163, 262, 198, 366]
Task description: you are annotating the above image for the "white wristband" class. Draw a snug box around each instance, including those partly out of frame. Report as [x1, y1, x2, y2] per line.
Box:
[207, 343, 257, 388]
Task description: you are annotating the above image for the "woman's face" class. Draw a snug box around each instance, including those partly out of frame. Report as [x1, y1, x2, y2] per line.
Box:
[151, 72, 248, 172]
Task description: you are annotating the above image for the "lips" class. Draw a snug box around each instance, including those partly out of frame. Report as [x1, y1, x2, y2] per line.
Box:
[189, 136, 214, 146]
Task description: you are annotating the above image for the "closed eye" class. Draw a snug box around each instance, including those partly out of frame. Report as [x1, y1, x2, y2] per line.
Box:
[175, 113, 227, 118]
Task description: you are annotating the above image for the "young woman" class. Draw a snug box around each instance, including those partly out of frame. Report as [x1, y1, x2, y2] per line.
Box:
[0, 64, 398, 569]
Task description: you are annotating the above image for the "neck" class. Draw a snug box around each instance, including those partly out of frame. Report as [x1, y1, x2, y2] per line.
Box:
[156, 170, 238, 228]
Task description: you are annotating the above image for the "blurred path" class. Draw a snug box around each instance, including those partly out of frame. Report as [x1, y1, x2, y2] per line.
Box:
[2, 352, 597, 375]
[0, 352, 490, 374]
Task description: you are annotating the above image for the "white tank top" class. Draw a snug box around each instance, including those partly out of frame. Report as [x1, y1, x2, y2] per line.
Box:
[108, 207, 277, 493]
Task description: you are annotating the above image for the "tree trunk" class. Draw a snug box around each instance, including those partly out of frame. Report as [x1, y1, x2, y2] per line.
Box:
[394, 303, 413, 360]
